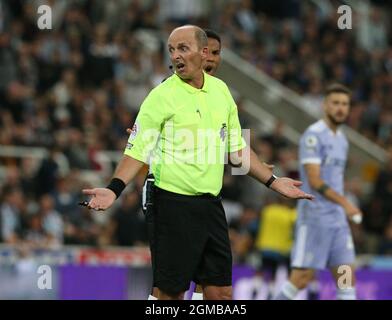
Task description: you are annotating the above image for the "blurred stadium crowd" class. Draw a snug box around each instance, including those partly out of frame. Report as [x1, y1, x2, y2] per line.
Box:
[1, 0, 392, 271]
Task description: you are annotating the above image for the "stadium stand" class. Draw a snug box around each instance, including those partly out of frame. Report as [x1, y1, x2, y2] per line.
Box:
[0, 1, 391, 293]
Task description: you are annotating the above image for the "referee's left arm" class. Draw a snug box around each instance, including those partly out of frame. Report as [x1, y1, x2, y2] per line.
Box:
[223, 85, 276, 187]
[229, 147, 313, 200]
[224, 88, 313, 199]
[229, 146, 274, 184]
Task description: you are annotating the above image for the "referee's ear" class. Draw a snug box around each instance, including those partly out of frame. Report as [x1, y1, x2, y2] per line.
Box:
[201, 46, 208, 60]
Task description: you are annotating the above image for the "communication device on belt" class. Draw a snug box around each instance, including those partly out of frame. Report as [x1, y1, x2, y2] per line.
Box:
[142, 173, 155, 213]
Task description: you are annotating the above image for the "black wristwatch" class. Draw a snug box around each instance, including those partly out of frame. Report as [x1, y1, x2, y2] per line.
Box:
[265, 174, 277, 188]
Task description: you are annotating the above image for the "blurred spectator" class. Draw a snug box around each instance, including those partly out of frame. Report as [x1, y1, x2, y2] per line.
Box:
[302, 78, 324, 118]
[357, 5, 389, 53]
[34, 146, 68, 196]
[235, 0, 259, 37]
[52, 175, 80, 220]
[1, 187, 24, 244]
[378, 216, 392, 255]
[18, 193, 64, 249]
[254, 199, 296, 288]
[229, 207, 259, 264]
[63, 128, 90, 169]
[39, 194, 64, 246]
[159, 0, 207, 24]
[114, 44, 153, 112]
[23, 214, 48, 248]
[0, 32, 18, 91]
[51, 68, 77, 113]
[85, 23, 118, 87]
[63, 205, 100, 246]
[108, 189, 147, 246]
[366, 146, 392, 234]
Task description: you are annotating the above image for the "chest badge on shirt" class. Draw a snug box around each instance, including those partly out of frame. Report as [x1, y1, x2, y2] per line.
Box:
[220, 123, 227, 142]
[305, 134, 318, 154]
[305, 135, 318, 148]
[129, 121, 139, 141]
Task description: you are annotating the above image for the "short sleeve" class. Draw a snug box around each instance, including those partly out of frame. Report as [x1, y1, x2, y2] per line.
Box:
[299, 131, 322, 165]
[124, 89, 166, 163]
[225, 87, 246, 153]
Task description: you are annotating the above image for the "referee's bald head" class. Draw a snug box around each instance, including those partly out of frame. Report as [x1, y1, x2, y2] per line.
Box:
[169, 25, 208, 49]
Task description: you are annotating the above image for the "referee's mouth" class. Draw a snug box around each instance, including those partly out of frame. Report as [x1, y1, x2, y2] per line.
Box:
[176, 63, 185, 72]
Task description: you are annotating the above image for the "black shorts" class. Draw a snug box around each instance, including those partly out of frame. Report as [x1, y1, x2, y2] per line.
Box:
[145, 203, 156, 287]
[150, 187, 232, 295]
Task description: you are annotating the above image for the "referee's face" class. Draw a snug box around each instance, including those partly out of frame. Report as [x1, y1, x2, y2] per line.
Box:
[168, 28, 207, 81]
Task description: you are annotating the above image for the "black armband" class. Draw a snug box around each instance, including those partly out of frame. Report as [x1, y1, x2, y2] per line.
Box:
[264, 174, 277, 188]
[316, 184, 330, 195]
[106, 178, 126, 199]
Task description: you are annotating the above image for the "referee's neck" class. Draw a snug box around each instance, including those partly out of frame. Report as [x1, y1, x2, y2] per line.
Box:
[184, 71, 205, 89]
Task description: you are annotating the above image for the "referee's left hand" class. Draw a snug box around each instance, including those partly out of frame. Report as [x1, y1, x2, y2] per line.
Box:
[270, 177, 314, 200]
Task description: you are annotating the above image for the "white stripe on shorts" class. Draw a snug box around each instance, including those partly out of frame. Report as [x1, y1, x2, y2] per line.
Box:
[292, 225, 307, 267]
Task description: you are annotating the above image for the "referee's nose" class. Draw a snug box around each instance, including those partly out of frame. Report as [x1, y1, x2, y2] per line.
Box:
[171, 50, 182, 63]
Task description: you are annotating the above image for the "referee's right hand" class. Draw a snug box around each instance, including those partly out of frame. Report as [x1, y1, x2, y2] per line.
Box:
[82, 188, 116, 211]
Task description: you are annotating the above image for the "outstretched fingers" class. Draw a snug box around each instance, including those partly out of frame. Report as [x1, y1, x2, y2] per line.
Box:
[292, 180, 303, 187]
[88, 199, 104, 211]
[300, 192, 315, 200]
[81, 189, 100, 210]
[288, 179, 314, 200]
[82, 189, 96, 196]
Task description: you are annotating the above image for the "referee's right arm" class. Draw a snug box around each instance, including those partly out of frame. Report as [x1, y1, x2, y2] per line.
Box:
[112, 155, 145, 184]
[82, 155, 144, 211]
[82, 89, 165, 211]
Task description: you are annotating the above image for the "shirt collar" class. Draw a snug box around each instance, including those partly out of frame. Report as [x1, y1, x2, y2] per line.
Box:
[321, 119, 343, 137]
[174, 71, 209, 94]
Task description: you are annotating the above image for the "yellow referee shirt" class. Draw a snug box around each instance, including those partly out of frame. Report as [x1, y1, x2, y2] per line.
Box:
[124, 72, 246, 196]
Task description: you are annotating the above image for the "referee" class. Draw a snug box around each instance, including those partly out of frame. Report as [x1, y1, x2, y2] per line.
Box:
[83, 25, 313, 300]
